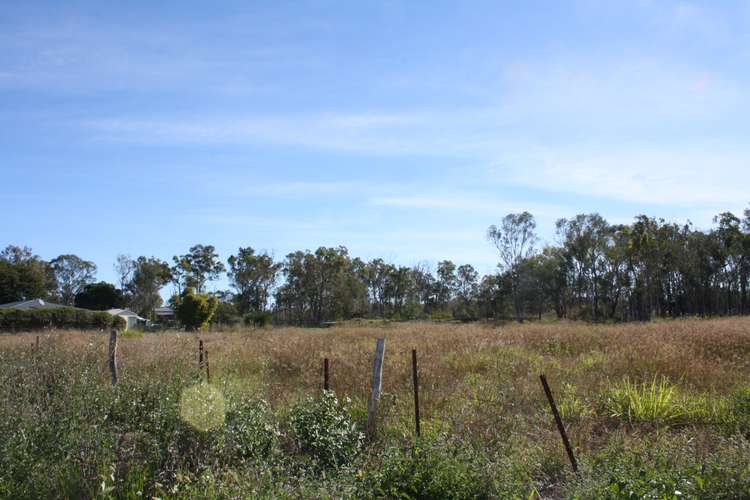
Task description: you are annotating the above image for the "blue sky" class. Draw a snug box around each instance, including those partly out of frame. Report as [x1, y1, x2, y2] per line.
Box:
[2, 1, 749, 291]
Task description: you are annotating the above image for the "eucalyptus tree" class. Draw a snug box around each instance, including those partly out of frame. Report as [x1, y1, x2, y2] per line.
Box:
[410, 263, 437, 314]
[385, 265, 413, 317]
[114, 254, 136, 291]
[714, 212, 745, 315]
[555, 214, 609, 321]
[172, 244, 225, 293]
[488, 212, 538, 322]
[126, 256, 172, 317]
[227, 247, 281, 314]
[50, 254, 97, 305]
[453, 264, 479, 320]
[435, 260, 458, 311]
[742, 206, 750, 313]
[275, 246, 353, 324]
[361, 258, 390, 316]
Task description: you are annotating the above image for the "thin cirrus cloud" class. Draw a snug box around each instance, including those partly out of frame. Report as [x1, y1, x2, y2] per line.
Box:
[368, 194, 569, 219]
[499, 145, 750, 208]
[75, 50, 750, 216]
[83, 112, 440, 156]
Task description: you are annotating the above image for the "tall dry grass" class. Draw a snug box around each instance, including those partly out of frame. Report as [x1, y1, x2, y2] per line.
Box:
[3, 317, 748, 431]
[1, 317, 750, 497]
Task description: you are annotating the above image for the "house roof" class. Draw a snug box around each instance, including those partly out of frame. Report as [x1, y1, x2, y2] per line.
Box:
[0, 298, 66, 309]
[154, 307, 175, 316]
[106, 309, 148, 321]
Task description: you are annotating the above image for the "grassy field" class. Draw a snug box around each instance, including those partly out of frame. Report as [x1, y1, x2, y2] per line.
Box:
[1, 318, 750, 498]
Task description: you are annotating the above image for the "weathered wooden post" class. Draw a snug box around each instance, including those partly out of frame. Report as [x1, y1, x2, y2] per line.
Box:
[35, 335, 39, 350]
[198, 339, 204, 372]
[205, 349, 210, 383]
[109, 329, 119, 386]
[540, 374, 578, 474]
[366, 338, 386, 437]
[323, 358, 330, 391]
[412, 349, 421, 438]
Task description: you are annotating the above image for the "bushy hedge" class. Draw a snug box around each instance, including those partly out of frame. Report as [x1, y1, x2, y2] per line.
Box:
[0, 307, 126, 332]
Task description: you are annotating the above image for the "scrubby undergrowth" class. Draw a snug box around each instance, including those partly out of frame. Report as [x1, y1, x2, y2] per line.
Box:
[1, 318, 749, 498]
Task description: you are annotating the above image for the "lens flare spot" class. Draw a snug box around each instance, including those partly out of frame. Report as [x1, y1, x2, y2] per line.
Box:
[180, 383, 225, 431]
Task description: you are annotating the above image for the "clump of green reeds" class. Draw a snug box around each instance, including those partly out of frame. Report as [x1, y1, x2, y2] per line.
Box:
[604, 376, 685, 425]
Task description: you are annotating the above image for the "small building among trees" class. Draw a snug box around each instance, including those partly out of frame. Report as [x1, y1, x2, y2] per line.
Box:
[106, 308, 147, 330]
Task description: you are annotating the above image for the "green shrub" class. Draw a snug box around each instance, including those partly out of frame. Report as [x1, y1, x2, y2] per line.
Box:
[0, 307, 125, 331]
[221, 397, 280, 463]
[175, 288, 219, 331]
[289, 391, 363, 469]
[571, 434, 750, 499]
[359, 438, 496, 499]
[728, 385, 750, 437]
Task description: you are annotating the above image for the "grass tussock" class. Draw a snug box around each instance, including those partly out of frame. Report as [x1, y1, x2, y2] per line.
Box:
[0, 317, 749, 497]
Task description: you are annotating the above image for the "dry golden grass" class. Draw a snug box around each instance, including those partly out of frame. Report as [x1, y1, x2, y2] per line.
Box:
[3, 317, 749, 437]
[2, 317, 750, 497]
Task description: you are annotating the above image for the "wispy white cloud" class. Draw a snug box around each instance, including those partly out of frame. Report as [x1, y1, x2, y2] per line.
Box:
[369, 194, 569, 219]
[84, 112, 443, 156]
[498, 145, 750, 209]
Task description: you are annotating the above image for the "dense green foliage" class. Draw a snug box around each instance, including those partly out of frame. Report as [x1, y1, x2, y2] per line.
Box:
[124, 256, 172, 317]
[289, 391, 364, 469]
[174, 288, 219, 331]
[0, 307, 125, 331]
[0, 246, 56, 303]
[74, 281, 126, 310]
[171, 244, 226, 294]
[3, 205, 750, 325]
[227, 246, 281, 315]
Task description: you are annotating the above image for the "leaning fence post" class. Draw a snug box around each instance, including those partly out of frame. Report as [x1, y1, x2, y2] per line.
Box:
[205, 349, 211, 383]
[323, 358, 330, 391]
[540, 374, 578, 474]
[109, 329, 119, 386]
[412, 349, 421, 438]
[367, 338, 386, 437]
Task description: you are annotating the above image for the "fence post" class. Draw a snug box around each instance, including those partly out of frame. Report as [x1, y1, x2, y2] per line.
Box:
[205, 349, 210, 383]
[412, 349, 421, 438]
[540, 374, 578, 474]
[323, 358, 330, 391]
[198, 339, 204, 372]
[109, 329, 119, 386]
[367, 338, 386, 437]
[35, 335, 39, 350]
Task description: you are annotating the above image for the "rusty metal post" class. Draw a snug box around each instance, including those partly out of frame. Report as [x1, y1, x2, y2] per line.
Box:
[198, 339, 204, 372]
[412, 349, 421, 438]
[323, 358, 330, 391]
[540, 374, 578, 474]
[205, 349, 210, 383]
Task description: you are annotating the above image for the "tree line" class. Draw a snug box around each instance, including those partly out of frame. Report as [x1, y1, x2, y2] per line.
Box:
[2, 205, 749, 326]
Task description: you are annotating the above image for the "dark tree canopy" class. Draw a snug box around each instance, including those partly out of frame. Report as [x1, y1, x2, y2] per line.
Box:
[74, 281, 125, 311]
[0, 245, 56, 303]
[227, 247, 281, 314]
[4, 202, 750, 326]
